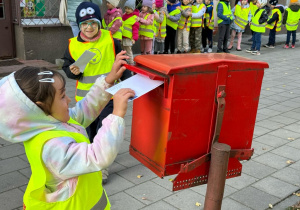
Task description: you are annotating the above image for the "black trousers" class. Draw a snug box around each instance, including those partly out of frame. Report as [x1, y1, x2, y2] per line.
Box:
[202, 25, 213, 48]
[86, 100, 114, 143]
[217, 24, 230, 51]
[267, 27, 276, 46]
[164, 25, 177, 53]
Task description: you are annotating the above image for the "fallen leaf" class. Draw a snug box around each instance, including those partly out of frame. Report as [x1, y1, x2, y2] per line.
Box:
[287, 160, 295, 164]
[285, 73, 288, 74]
[266, 88, 270, 90]
[142, 197, 147, 200]
[262, 147, 267, 150]
[169, 178, 174, 182]
[282, 85, 286, 87]
[288, 137, 295, 140]
[195, 202, 202, 206]
[269, 204, 273, 208]
[290, 92, 294, 94]
[293, 193, 300, 197]
[137, 175, 143, 178]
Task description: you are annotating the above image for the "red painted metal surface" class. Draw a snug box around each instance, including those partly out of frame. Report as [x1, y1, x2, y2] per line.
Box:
[126, 54, 268, 188]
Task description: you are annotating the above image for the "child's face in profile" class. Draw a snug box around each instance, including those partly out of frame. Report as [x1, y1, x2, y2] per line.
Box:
[270, 4, 275, 8]
[205, 0, 211, 4]
[196, 0, 203, 4]
[125, 6, 133, 14]
[106, 2, 114, 10]
[50, 76, 71, 123]
[80, 20, 99, 39]
[141, 6, 149, 12]
[183, 0, 190, 5]
[241, 0, 248, 5]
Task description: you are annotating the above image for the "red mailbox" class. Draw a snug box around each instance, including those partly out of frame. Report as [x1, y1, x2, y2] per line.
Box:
[125, 54, 268, 191]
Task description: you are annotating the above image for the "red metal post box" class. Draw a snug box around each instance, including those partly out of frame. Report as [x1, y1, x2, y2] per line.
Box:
[125, 54, 268, 191]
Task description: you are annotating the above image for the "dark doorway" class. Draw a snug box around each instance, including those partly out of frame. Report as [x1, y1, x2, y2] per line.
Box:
[0, 0, 15, 59]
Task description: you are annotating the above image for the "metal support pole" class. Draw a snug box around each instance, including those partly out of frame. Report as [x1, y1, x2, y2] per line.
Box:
[204, 142, 231, 210]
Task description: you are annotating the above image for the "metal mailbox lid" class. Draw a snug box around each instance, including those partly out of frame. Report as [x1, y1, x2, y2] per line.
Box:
[134, 54, 269, 75]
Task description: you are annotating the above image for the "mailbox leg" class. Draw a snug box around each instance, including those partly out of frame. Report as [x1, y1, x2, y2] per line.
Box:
[204, 143, 231, 210]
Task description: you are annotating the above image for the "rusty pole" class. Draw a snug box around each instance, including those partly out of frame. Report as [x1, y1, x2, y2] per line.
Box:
[204, 142, 231, 210]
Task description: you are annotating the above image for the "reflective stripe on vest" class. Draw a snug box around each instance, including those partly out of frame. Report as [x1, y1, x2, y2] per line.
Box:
[266, 8, 282, 31]
[166, 9, 181, 30]
[191, 4, 205, 27]
[155, 11, 167, 37]
[102, 16, 123, 40]
[139, 14, 155, 38]
[250, 1, 258, 17]
[69, 29, 115, 102]
[285, 8, 300, 31]
[122, 15, 137, 39]
[207, 9, 215, 29]
[234, 4, 250, 29]
[250, 9, 266, 33]
[178, 5, 192, 30]
[23, 118, 111, 210]
[217, 2, 232, 24]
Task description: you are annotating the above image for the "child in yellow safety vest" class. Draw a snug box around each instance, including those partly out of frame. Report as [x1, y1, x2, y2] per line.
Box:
[137, 0, 155, 54]
[176, 0, 192, 53]
[202, 0, 214, 53]
[122, 0, 140, 64]
[0, 55, 135, 209]
[153, 0, 168, 54]
[248, 0, 258, 41]
[190, 0, 206, 53]
[263, 0, 284, 48]
[282, 0, 300, 49]
[228, 0, 251, 51]
[103, 0, 123, 42]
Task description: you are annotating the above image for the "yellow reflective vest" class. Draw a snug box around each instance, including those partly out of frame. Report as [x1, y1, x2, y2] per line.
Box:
[250, 9, 266, 33]
[285, 8, 300, 31]
[102, 17, 123, 40]
[122, 15, 137, 39]
[266, 8, 282, 31]
[217, 2, 233, 24]
[178, 5, 192, 31]
[234, 4, 250, 29]
[155, 11, 167, 38]
[69, 29, 115, 102]
[166, 9, 181, 30]
[191, 3, 205, 27]
[139, 14, 155, 38]
[23, 118, 111, 210]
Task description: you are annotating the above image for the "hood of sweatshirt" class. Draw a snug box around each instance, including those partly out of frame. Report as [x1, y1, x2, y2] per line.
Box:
[275, 5, 285, 13]
[106, 7, 123, 16]
[290, 4, 300, 12]
[122, 9, 140, 21]
[0, 73, 60, 143]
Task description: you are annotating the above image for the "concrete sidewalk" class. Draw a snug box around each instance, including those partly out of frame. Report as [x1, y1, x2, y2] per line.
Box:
[0, 33, 300, 210]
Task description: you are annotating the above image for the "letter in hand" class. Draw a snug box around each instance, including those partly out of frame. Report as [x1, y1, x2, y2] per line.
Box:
[105, 51, 129, 85]
[112, 88, 135, 118]
[70, 65, 80, 75]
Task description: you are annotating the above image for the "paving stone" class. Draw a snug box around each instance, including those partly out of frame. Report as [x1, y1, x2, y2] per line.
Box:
[0, 144, 25, 160]
[254, 134, 289, 147]
[0, 157, 29, 175]
[257, 108, 281, 117]
[273, 194, 300, 210]
[230, 186, 280, 210]
[271, 145, 300, 161]
[251, 141, 274, 155]
[109, 192, 145, 210]
[140, 200, 178, 210]
[253, 152, 293, 169]
[118, 140, 130, 155]
[252, 176, 298, 199]
[115, 152, 141, 168]
[191, 184, 237, 198]
[151, 175, 176, 191]
[268, 115, 298, 125]
[221, 198, 252, 210]
[0, 138, 11, 148]
[281, 111, 300, 120]
[242, 160, 276, 179]
[0, 171, 28, 193]
[268, 128, 300, 140]
[253, 126, 271, 136]
[109, 162, 126, 174]
[19, 185, 27, 192]
[104, 173, 134, 196]
[268, 104, 299, 112]
[258, 98, 277, 106]
[225, 173, 257, 190]
[255, 120, 285, 130]
[289, 160, 300, 171]
[277, 100, 300, 109]
[19, 167, 31, 179]
[264, 95, 290, 103]
[272, 167, 300, 185]
[125, 181, 173, 205]
[255, 113, 270, 122]
[0, 189, 24, 210]
[118, 165, 157, 185]
[283, 123, 300, 134]
[163, 189, 205, 210]
[18, 154, 28, 162]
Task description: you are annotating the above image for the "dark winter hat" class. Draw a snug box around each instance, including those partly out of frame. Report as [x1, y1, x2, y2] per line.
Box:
[269, 0, 278, 5]
[75, 2, 102, 26]
[124, 0, 136, 10]
[169, 0, 176, 3]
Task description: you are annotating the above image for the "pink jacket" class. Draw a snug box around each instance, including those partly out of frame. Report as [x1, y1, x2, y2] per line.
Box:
[139, 11, 154, 40]
[103, 8, 123, 37]
[122, 9, 140, 41]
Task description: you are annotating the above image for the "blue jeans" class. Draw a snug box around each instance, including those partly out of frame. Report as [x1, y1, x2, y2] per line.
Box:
[267, 27, 276, 46]
[286, 30, 296, 45]
[69, 21, 80, 37]
[252, 32, 261, 51]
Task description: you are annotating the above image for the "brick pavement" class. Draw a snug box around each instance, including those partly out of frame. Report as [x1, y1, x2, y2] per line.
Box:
[0, 33, 300, 210]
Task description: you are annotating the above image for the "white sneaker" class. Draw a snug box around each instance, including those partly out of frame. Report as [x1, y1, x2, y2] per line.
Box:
[208, 48, 213, 53]
[252, 51, 261, 55]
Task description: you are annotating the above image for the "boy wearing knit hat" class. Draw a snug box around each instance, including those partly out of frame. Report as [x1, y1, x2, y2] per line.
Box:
[153, 0, 168, 54]
[282, 0, 300, 48]
[263, 0, 284, 48]
[122, 0, 140, 64]
[103, 0, 123, 41]
[62, 2, 132, 184]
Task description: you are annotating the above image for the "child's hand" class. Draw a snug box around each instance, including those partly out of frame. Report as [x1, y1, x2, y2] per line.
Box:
[112, 88, 135, 118]
[70, 65, 80, 75]
[136, 17, 140, 22]
[132, 40, 135, 44]
[187, 12, 192, 16]
[176, 6, 182, 11]
[105, 51, 129, 85]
